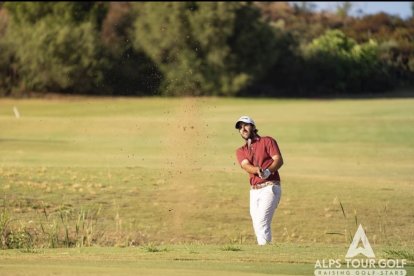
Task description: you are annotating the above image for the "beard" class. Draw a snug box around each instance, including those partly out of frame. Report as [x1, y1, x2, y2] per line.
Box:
[241, 130, 256, 141]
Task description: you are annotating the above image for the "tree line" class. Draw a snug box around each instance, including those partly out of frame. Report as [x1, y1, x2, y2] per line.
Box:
[0, 2, 413, 97]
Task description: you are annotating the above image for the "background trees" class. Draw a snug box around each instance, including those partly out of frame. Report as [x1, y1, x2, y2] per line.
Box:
[131, 2, 280, 96]
[0, 2, 413, 97]
[3, 2, 109, 95]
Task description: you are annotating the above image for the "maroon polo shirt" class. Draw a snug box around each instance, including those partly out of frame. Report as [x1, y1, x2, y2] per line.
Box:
[236, 136, 282, 186]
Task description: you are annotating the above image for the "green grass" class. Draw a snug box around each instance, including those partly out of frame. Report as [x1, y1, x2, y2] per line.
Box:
[0, 97, 413, 274]
[0, 245, 317, 275]
[0, 244, 413, 275]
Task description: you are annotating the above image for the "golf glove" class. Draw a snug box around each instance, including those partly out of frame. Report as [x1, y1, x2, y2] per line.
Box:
[260, 168, 271, 179]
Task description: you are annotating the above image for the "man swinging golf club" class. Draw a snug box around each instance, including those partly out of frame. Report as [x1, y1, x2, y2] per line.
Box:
[235, 116, 283, 245]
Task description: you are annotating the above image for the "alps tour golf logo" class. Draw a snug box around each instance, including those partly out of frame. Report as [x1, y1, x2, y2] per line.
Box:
[314, 224, 407, 275]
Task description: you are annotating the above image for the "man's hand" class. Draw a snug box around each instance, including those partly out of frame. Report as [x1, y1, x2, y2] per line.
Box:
[241, 160, 273, 179]
[256, 167, 264, 178]
[260, 168, 271, 179]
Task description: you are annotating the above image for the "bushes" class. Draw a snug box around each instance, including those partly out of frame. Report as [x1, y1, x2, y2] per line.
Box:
[0, 7, 18, 96]
[0, 3, 412, 97]
[0, 40, 17, 96]
[8, 20, 109, 94]
[251, 30, 396, 97]
[3, 3, 110, 95]
[101, 3, 162, 96]
[302, 30, 394, 94]
[131, 2, 280, 96]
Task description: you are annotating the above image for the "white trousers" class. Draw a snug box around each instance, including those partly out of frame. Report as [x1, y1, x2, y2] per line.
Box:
[249, 184, 281, 245]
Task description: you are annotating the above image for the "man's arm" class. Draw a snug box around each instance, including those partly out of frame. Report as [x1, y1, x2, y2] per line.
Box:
[266, 155, 283, 174]
[240, 159, 263, 177]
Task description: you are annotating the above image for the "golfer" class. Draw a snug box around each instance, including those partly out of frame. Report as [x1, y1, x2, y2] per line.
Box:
[235, 116, 283, 245]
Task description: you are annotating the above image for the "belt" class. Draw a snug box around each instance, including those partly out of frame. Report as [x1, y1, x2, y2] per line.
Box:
[251, 181, 280, 190]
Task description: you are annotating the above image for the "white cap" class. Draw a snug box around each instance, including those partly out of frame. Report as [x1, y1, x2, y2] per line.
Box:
[235, 116, 255, 129]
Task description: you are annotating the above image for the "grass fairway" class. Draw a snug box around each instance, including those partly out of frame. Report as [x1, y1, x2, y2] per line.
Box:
[0, 97, 413, 275]
[1, 245, 411, 275]
[0, 244, 320, 276]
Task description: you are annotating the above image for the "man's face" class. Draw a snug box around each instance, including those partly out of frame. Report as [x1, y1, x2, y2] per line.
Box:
[238, 122, 255, 140]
